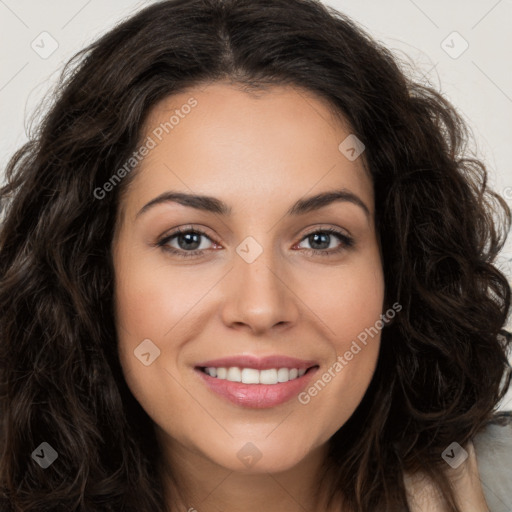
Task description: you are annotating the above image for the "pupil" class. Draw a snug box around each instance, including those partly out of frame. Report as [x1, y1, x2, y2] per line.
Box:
[310, 233, 329, 250]
[176, 232, 331, 251]
[179, 232, 200, 250]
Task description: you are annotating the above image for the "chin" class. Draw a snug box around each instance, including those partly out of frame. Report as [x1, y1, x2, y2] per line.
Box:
[204, 436, 320, 474]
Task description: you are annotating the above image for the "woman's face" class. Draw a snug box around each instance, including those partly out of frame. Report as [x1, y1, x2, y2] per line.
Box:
[112, 82, 385, 474]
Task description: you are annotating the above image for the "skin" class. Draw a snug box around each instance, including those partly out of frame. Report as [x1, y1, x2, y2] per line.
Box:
[111, 82, 488, 511]
[405, 441, 490, 511]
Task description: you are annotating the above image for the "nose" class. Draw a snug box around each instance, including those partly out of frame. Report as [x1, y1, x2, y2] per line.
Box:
[219, 241, 300, 336]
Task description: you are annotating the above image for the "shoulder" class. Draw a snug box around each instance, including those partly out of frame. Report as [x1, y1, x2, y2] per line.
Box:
[473, 410, 512, 512]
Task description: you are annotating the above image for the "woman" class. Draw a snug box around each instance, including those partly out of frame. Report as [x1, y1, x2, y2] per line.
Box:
[0, 0, 511, 510]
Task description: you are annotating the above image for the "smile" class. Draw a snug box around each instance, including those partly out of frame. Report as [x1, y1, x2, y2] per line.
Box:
[199, 366, 308, 384]
[194, 355, 319, 408]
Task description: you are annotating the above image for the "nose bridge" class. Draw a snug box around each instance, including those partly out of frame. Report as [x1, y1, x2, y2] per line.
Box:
[237, 237, 281, 295]
[220, 234, 297, 332]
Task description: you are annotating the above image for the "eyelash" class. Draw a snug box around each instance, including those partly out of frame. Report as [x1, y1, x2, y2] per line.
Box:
[156, 226, 354, 259]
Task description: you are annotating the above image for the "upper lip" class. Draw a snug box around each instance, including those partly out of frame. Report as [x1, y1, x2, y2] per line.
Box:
[195, 355, 319, 371]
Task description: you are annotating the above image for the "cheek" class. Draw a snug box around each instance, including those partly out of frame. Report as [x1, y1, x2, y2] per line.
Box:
[301, 252, 385, 349]
[114, 248, 207, 340]
[296, 256, 385, 426]
[113, 260, 197, 429]
[113, 243, 229, 404]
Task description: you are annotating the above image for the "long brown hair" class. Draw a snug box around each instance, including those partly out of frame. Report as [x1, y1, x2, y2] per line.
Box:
[1, 0, 511, 510]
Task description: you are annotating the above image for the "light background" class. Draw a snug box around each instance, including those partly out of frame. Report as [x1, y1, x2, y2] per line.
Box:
[0, 0, 511, 408]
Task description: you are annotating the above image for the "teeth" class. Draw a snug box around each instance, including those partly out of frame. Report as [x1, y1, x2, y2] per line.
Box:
[241, 368, 260, 384]
[226, 367, 242, 382]
[277, 368, 289, 382]
[203, 366, 308, 384]
[260, 369, 278, 384]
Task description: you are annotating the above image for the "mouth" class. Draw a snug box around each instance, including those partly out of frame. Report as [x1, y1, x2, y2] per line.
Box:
[196, 365, 317, 383]
[194, 355, 320, 409]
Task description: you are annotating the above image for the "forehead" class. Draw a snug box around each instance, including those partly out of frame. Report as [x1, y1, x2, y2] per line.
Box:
[122, 82, 373, 218]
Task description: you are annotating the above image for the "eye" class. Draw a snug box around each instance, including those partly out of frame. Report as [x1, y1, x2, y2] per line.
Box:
[295, 228, 354, 256]
[157, 226, 218, 258]
[156, 226, 354, 258]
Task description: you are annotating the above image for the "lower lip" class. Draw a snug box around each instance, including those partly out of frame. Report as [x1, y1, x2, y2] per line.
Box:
[195, 367, 319, 409]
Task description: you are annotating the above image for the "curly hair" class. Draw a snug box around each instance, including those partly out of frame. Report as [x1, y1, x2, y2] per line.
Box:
[1, 0, 511, 510]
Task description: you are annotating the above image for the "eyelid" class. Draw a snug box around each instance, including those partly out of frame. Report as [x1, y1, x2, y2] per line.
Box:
[157, 224, 219, 248]
[300, 224, 352, 240]
[158, 224, 217, 242]
[156, 224, 354, 258]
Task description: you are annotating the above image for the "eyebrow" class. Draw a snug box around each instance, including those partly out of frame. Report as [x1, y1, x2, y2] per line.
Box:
[135, 188, 371, 219]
